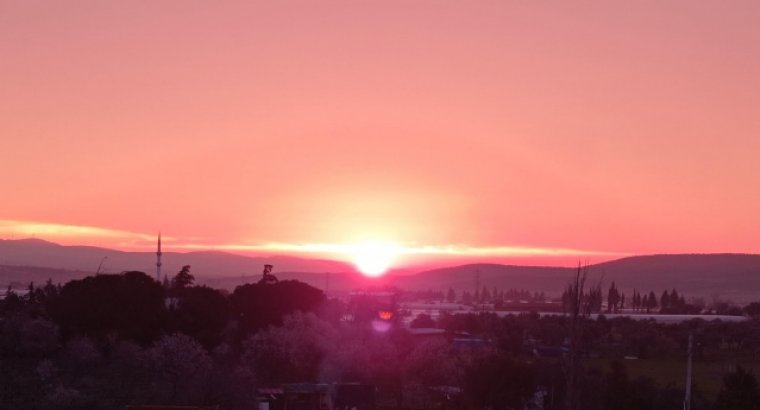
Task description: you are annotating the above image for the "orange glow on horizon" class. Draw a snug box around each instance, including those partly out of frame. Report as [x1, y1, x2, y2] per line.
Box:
[0, 219, 624, 268]
[350, 241, 399, 277]
[2, 2, 759, 259]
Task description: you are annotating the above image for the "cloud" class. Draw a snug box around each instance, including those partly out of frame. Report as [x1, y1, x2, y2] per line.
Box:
[0, 220, 619, 260]
[168, 241, 617, 258]
[0, 220, 155, 244]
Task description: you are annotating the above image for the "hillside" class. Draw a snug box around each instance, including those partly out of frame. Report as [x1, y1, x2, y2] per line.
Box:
[0, 238, 360, 292]
[2, 239, 760, 302]
[0, 238, 353, 275]
[400, 254, 760, 302]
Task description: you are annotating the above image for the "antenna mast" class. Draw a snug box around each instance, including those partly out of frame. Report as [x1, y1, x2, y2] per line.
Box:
[156, 232, 162, 282]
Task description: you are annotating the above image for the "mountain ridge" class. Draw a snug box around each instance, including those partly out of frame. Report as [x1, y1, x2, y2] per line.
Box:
[2, 239, 760, 301]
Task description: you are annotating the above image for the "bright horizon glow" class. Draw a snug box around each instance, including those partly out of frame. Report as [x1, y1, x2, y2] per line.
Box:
[2, 2, 760, 260]
[350, 241, 399, 277]
[0, 219, 622, 267]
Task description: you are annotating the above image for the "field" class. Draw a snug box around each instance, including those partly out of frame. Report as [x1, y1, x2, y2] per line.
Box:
[591, 352, 760, 399]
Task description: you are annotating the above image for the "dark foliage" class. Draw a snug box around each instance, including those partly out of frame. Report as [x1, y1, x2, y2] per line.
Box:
[463, 353, 536, 409]
[49, 271, 166, 343]
[6, 268, 760, 409]
[714, 366, 760, 410]
[171, 265, 195, 290]
[168, 285, 229, 348]
[230, 279, 325, 335]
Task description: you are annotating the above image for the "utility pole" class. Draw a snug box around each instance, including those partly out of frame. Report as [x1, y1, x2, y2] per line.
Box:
[684, 332, 693, 410]
[475, 268, 481, 309]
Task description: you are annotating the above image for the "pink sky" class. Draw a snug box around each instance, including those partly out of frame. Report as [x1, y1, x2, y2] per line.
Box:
[2, 1, 759, 267]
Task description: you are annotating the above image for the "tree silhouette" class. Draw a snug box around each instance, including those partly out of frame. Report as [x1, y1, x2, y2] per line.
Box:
[148, 333, 211, 403]
[230, 279, 325, 335]
[171, 265, 195, 290]
[607, 282, 620, 313]
[660, 290, 670, 310]
[258, 264, 278, 285]
[564, 263, 589, 410]
[670, 288, 680, 307]
[446, 288, 456, 303]
[239, 312, 336, 383]
[169, 285, 229, 348]
[49, 271, 165, 343]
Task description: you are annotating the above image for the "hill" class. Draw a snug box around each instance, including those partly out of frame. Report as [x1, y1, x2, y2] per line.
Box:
[399, 254, 760, 303]
[0, 238, 352, 274]
[0, 238, 361, 293]
[2, 239, 760, 302]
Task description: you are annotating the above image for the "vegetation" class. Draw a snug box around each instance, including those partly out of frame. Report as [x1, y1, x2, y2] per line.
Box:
[3, 267, 760, 409]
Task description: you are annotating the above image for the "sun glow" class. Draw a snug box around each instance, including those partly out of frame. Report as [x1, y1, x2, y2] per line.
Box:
[350, 241, 399, 277]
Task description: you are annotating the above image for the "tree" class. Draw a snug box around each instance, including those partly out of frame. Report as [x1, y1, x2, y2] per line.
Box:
[239, 312, 337, 383]
[744, 302, 760, 317]
[660, 290, 670, 310]
[631, 290, 638, 312]
[714, 366, 760, 410]
[480, 286, 491, 302]
[446, 288, 456, 303]
[584, 282, 603, 315]
[645, 292, 658, 313]
[1, 286, 24, 314]
[171, 265, 195, 290]
[169, 285, 230, 348]
[3, 316, 60, 357]
[230, 280, 325, 335]
[607, 283, 620, 313]
[404, 338, 457, 387]
[258, 264, 278, 285]
[49, 271, 166, 343]
[147, 333, 211, 404]
[564, 263, 589, 410]
[670, 289, 680, 308]
[319, 321, 404, 388]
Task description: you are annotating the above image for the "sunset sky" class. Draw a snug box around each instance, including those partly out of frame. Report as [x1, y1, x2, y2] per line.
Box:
[2, 1, 759, 267]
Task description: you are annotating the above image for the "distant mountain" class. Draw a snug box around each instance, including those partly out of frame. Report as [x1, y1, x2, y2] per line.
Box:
[2, 239, 760, 302]
[0, 238, 353, 274]
[0, 264, 90, 289]
[0, 238, 361, 293]
[397, 254, 760, 303]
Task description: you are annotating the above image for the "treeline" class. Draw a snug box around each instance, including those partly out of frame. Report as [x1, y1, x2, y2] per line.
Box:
[0, 267, 329, 409]
[410, 284, 728, 316]
[561, 282, 706, 315]
[0, 269, 560, 410]
[407, 287, 547, 304]
[432, 311, 760, 410]
[3, 268, 760, 410]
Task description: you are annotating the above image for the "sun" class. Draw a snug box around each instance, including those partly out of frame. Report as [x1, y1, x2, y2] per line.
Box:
[351, 241, 399, 277]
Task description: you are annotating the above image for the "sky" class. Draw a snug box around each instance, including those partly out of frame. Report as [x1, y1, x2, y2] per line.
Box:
[2, 1, 759, 268]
